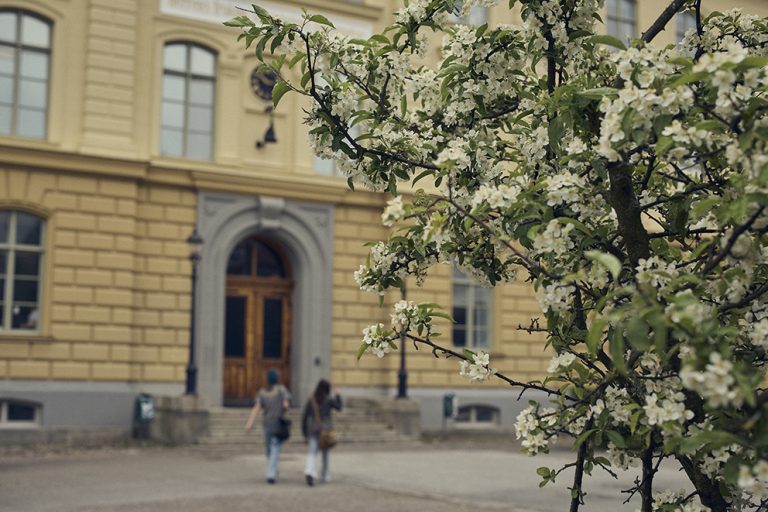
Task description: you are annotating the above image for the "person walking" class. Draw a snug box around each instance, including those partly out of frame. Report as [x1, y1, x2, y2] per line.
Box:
[302, 379, 342, 486]
[245, 368, 291, 484]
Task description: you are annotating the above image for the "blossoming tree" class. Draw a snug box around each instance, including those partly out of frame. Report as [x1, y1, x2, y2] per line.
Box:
[228, 1, 768, 510]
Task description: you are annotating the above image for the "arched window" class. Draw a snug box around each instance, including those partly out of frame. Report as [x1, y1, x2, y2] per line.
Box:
[0, 211, 45, 331]
[606, 0, 636, 42]
[161, 42, 216, 160]
[227, 238, 287, 278]
[0, 9, 52, 139]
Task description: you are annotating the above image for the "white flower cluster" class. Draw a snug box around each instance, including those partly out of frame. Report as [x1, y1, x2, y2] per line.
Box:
[545, 172, 586, 208]
[536, 283, 575, 314]
[381, 196, 406, 227]
[745, 304, 768, 349]
[636, 256, 679, 292]
[470, 183, 521, 211]
[330, 85, 359, 121]
[682, 9, 768, 57]
[546, 352, 576, 374]
[362, 323, 392, 358]
[680, 352, 743, 408]
[654, 489, 710, 512]
[435, 137, 472, 170]
[514, 405, 555, 455]
[390, 299, 417, 331]
[459, 350, 497, 383]
[699, 444, 741, 480]
[605, 443, 639, 471]
[738, 460, 768, 502]
[598, 47, 694, 161]
[590, 386, 632, 427]
[532, 220, 575, 258]
[643, 391, 694, 433]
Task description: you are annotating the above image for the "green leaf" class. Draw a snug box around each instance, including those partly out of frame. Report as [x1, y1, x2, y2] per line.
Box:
[588, 34, 626, 50]
[585, 251, 622, 280]
[586, 318, 607, 356]
[307, 14, 335, 28]
[577, 87, 618, 100]
[356, 342, 368, 360]
[609, 329, 626, 375]
[669, 70, 707, 88]
[272, 80, 291, 107]
[606, 430, 626, 448]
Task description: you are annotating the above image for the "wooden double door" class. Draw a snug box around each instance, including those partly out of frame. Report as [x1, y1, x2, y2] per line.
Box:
[223, 238, 293, 406]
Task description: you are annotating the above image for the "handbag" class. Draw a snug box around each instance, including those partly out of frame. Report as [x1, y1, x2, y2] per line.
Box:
[311, 399, 338, 450]
[275, 416, 292, 442]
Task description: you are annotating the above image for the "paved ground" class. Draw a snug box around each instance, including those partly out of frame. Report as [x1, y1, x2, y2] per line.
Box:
[0, 445, 692, 512]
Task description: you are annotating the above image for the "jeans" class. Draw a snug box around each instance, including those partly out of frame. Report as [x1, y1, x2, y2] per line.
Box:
[304, 435, 330, 482]
[263, 426, 282, 481]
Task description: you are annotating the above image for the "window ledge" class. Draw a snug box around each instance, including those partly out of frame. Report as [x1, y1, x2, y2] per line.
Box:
[0, 335, 55, 344]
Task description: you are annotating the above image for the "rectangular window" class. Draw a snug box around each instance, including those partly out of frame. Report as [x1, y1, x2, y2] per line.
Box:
[161, 42, 216, 160]
[0, 211, 44, 332]
[452, 266, 491, 349]
[606, 0, 635, 42]
[0, 10, 51, 140]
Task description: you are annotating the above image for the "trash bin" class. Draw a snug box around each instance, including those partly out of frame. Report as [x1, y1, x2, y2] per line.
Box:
[133, 393, 155, 439]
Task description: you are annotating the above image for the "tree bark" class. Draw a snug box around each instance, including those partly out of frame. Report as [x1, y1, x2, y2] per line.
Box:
[676, 456, 729, 512]
[607, 165, 651, 269]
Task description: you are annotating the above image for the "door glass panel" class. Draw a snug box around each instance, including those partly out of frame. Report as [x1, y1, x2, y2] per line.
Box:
[226, 240, 252, 275]
[262, 298, 283, 358]
[224, 296, 246, 357]
[256, 242, 286, 277]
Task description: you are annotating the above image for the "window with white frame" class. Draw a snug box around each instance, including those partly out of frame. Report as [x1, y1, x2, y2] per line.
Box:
[605, 0, 636, 42]
[0, 9, 52, 139]
[452, 266, 491, 349]
[677, 11, 696, 44]
[0, 399, 40, 428]
[161, 42, 216, 160]
[0, 211, 44, 332]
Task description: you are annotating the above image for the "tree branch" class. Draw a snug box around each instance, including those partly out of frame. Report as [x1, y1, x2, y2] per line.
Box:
[569, 438, 588, 512]
[641, 0, 688, 43]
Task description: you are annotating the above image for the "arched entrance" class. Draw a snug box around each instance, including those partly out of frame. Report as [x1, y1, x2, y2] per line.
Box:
[223, 237, 293, 406]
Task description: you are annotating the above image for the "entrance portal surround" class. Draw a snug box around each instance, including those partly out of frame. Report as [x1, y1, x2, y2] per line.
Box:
[195, 192, 334, 407]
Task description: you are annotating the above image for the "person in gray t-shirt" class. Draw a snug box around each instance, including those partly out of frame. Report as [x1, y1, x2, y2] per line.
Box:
[245, 369, 291, 484]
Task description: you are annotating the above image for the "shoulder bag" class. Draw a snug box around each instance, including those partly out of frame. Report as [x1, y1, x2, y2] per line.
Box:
[312, 399, 338, 450]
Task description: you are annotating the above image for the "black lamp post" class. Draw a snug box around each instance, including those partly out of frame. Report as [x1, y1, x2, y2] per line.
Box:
[185, 228, 203, 395]
[397, 287, 408, 399]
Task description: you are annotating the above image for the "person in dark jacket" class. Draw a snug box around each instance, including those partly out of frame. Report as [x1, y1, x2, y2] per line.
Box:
[245, 368, 291, 484]
[302, 379, 341, 486]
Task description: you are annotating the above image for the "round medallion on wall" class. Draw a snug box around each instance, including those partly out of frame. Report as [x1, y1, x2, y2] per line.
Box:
[250, 68, 278, 102]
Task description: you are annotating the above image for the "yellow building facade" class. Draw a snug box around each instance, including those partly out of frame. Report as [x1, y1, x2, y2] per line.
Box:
[0, 0, 765, 433]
